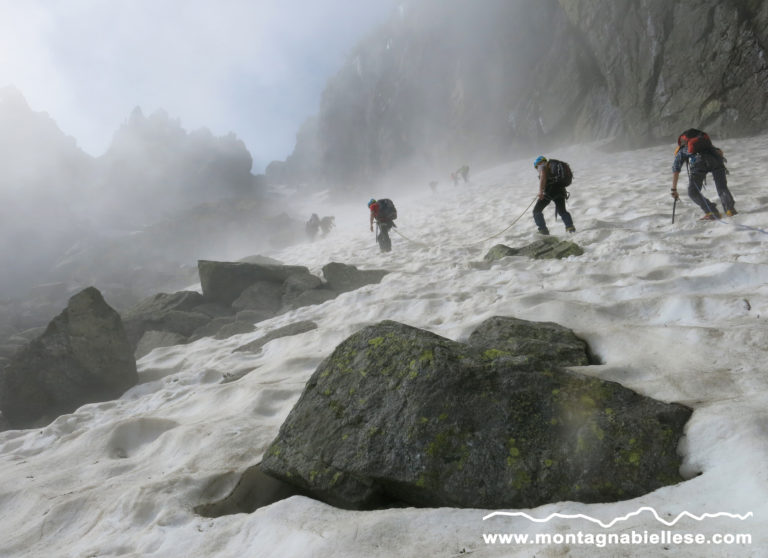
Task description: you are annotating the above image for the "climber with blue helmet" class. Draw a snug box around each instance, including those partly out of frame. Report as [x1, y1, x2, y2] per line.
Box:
[532, 155, 575, 235]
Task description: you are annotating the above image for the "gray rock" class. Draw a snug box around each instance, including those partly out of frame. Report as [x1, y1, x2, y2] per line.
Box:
[322, 262, 389, 293]
[261, 318, 691, 510]
[198, 260, 310, 306]
[0, 287, 138, 429]
[283, 288, 338, 311]
[235, 309, 279, 323]
[483, 244, 518, 262]
[467, 316, 591, 368]
[238, 254, 284, 265]
[213, 321, 257, 340]
[282, 272, 324, 300]
[122, 291, 210, 348]
[231, 281, 284, 314]
[188, 317, 257, 341]
[484, 237, 583, 263]
[190, 303, 235, 319]
[234, 321, 318, 353]
[135, 330, 188, 359]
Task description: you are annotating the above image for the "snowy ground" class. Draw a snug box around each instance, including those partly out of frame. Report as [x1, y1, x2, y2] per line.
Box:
[1, 135, 767, 557]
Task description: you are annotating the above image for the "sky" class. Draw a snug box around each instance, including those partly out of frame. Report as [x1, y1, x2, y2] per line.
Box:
[0, 0, 395, 172]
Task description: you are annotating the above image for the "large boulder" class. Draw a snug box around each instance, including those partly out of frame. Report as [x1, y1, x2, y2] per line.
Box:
[261, 318, 691, 510]
[321, 262, 389, 293]
[0, 287, 138, 429]
[198, 260, 310, 306]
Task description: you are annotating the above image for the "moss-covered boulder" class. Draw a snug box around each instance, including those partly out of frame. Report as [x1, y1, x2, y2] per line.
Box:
[484, 236, 583, 262]
[260, 318, 691, 510]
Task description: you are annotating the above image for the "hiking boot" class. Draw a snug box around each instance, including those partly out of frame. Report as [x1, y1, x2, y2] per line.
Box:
[699, 212, 718, 221]
[538, 227, 550, 236]
[566, 226, 576, 233]
[726, 208, 738, 217]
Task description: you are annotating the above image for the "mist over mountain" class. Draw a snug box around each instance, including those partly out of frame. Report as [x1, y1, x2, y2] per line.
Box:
[0, 86, 283, 339]
[269, 0, 768, 190]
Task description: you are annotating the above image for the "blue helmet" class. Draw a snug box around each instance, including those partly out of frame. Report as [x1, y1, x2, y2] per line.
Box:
[533, 156, 547, 169]
[368, 198, 376, 207]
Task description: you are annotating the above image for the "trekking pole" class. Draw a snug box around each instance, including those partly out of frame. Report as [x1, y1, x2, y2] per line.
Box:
[672, 198, 677, 224]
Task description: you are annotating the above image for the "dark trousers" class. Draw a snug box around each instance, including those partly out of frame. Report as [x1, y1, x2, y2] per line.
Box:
[688, 167, 735, 213]
[533, 191, 573, 231]
[376, 221, 392, 252]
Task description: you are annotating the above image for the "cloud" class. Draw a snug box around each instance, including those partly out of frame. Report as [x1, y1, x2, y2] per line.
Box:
[0, 0, 394, 170]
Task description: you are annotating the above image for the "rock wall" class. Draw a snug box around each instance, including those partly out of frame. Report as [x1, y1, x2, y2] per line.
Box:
[271, 0, 768, 190]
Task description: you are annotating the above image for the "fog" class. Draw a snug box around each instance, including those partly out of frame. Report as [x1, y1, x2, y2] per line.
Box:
[0, 0, 394, 169]
[0, 0, 395, 342]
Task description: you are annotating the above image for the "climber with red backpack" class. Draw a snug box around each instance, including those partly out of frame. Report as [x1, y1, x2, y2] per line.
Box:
[532, 156, 575, 235]
[368, 198, 397, 252]
[670, 129, 737, 220]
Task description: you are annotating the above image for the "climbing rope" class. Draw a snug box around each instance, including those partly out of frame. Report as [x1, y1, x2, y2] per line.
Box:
[391, 226, 429, 247]
[468, 196, 538, 245]
[383, 196, 538, 249]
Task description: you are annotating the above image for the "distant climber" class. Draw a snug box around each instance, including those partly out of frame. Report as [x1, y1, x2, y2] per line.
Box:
[451, 165, 469, 186]
[429, 180, 438, 192]
[457, 165, 469, 183]
[532, 156, 575, 235]
[368, 198, 397, 253]
[670, 129, 737, 220]
[306, 213, 320, 240]
[319, 216, 335, 236]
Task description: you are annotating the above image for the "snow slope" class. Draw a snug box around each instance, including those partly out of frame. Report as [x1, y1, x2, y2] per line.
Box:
[1, 135, 766, 557]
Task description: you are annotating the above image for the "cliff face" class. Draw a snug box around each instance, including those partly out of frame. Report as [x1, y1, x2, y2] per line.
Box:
[271, 0, 768, 190]
[559, 0, 768, 139]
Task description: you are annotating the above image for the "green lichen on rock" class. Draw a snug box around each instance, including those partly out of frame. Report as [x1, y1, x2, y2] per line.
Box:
[484, 236, 584, 263]
[260, 318, 691, 510]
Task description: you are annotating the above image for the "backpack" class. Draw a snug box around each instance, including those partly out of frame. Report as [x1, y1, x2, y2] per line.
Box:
[547, 159, 573, 187]
[678, 128, 714, 154]
[377, 198, 397, 221]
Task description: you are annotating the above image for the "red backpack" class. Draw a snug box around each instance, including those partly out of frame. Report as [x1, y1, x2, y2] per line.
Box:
[678, 128, 714, 154]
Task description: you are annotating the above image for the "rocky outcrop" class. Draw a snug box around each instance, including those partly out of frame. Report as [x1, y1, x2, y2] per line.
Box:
[261, 318, 691, 510]
[198, 260, 312, 306]
[234, 321, 318, 354]
[0, 287, 137, 429]
[122, 260, 389, 353]
[271, 0, 768, 191]
[322, 262, 389, 293]
[484, 237, 584, 263]
[121, 291, 214, 348]
[558, 0, 768, 140]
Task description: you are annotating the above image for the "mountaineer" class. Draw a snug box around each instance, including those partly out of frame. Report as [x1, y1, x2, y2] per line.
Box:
[670, 129, 737, 220]
[368, 198, 397, 253]
[532, 156, 575, 235]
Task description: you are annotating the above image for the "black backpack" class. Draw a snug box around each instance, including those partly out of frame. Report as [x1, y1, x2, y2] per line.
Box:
[377, 198, 397, 221]
[547, 159, 573, 187]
